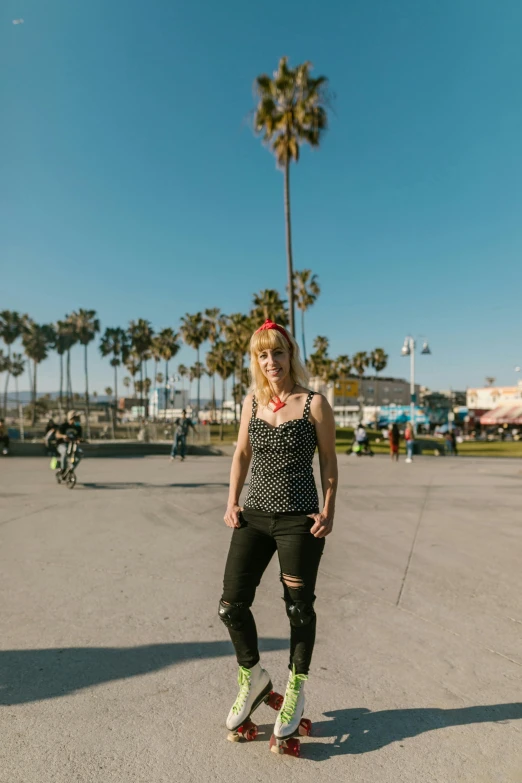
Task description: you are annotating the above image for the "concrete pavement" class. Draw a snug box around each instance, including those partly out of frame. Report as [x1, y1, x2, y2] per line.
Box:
[1, 454, 521, 782]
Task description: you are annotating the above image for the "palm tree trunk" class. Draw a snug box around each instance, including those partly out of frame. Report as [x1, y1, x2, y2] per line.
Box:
[220, 377, 225, 440]
[67, 349, 72, 408]
[113, 362, 118, 436]
[113, 363, 118, 410]
[284, 157, 295, 336]
[31, 360, 37, 426]
[211, 374, 216, 422]
[239, 356, 244, 416]
[27, 358, 33, 410]
[59, 354, 63, 414]
[196, 346, 201, 415]
[233, 356, 238, 426]
[84, 343, 91, 440]
[301, 309, 307, 362]
[3, 369, 9, 418]
[164, 360, 169, 421]
[140, 361, 144, 419]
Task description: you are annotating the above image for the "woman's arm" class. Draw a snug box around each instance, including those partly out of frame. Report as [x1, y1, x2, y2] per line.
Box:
[224, 394, 254, 529]
[309, 393, 338, 538]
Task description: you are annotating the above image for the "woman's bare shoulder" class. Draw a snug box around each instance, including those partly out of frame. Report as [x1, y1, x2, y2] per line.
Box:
[309, 391, 333, 420]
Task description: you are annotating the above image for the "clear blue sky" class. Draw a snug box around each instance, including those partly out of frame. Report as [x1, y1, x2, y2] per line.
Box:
[2, 0, 522, 396]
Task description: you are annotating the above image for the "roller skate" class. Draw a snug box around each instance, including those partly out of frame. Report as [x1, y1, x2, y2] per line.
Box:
[226, 662, 284, 743]
[269, 667, 312, 757]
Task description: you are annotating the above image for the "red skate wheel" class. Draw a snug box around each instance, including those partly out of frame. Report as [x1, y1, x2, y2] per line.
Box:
[244, 724, 258, 741]
[298, 718, 312, 736]
[285, 738, 301, 757]
[266, 691, 284, 711]
[239, 720, 258, 741]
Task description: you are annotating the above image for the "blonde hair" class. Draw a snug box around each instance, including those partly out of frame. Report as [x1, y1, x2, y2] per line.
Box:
[249, 324, 309, 407]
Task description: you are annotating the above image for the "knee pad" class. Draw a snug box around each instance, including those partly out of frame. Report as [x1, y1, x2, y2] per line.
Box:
[218, 600, 250, 630]
[285, 600, 316, 628]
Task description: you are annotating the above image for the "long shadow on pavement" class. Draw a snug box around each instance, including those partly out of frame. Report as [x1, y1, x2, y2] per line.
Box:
[80, 482, 231, 490]
[0, 638, 287, 705]
[303, 705, 522, 759]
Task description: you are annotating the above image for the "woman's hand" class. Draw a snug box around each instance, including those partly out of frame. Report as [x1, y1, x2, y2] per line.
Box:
[307, 511, 334, 538]
[224, 504, 243, 529]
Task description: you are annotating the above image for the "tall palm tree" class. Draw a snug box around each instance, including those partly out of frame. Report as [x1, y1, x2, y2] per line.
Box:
[180, 313, 209, 414]
[128, 319, 154, 418]
[223, 313, 252, 424]
[122, 376, 131, 395]
[204, 309, 225, 421]
[352, 351, 370, 417]
[209, 342, 235, 439]
[293, 270, 320, 361]
[21, 322, 55, 424]
[124, 354, 140, 398]
[0, 310, 23, 416]
[336, 354, 351, 378]
[254, 56, 329, 336]
[321, 359, 339, 385]
[190, 362, 205, 414]
[312, 335, 329, 357]
[54, 320, 74, 412]
[371, 348, 389, 377]
[177, 364, 188, 401]
[60, 315, 79, 408]
[150, 335, 163, 398]
[71, 309, 100, 439]
[306, 351, 326, 379]
[352, 351, 370, 380]
[99, 327, 129, 408]
[9, 353, 25, 410]
[156, 328, 180, 420]
[251, 290, 288, 327]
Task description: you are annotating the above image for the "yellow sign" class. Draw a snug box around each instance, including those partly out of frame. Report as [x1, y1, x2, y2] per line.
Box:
[334, 379, 359, 397]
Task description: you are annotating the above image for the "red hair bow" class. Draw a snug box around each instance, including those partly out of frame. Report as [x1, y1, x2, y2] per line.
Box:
[255, 319, 292, 349]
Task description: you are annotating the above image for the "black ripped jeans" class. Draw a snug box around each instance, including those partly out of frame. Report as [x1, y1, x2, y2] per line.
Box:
[220, 508, 325, 675]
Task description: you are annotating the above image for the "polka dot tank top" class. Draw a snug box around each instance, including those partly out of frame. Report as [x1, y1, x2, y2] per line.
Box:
[244, 391, 319, 514]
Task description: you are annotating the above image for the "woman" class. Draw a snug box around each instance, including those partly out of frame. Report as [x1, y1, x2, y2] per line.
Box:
[389, 422, 400, 462]
[404, 422, 414, 463]
[219, 319, 338, 744]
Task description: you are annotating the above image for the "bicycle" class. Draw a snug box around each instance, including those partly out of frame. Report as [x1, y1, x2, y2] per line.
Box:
[55, 439, 83, 489]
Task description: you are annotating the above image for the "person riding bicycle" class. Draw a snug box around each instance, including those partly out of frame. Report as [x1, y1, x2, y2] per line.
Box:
[56, 411, 83, 475]
[354, 423, 371, 453]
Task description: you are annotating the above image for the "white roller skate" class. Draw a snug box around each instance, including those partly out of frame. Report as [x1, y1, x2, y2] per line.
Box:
[270, 667, 312, 757]
[226, 662, 275, 737]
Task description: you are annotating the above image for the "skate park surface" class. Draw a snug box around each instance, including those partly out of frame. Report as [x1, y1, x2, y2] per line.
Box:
[1, 454, 521, 783]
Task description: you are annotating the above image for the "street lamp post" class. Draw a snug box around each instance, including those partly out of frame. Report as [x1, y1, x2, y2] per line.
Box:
[401, 336, 431, 435]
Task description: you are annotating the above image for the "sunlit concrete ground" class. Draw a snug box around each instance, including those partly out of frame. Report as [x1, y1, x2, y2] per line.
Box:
[1, 454, 521, 782]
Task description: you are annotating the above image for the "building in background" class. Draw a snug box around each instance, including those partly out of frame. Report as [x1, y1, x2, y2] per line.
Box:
[309, 375, 421, 427]
[467, 383, 522, 430]
[148, 387, 190, 419]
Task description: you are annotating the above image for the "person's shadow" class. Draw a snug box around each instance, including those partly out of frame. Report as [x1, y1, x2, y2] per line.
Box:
[0, 638, 287, 706]
[304, 704, 522, 759]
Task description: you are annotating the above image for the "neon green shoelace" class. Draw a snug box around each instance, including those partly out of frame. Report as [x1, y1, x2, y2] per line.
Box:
[279, 669, 308, 725]
[232, 666, 251, 715]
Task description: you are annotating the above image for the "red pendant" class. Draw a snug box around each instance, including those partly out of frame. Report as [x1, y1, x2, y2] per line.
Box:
[270, 396, 286, 412]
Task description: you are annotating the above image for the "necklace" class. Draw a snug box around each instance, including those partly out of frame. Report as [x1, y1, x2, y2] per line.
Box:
[269, 384, 296, 412]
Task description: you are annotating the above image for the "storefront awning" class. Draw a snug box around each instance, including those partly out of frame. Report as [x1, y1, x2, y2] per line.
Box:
[480, 405, 522, 425]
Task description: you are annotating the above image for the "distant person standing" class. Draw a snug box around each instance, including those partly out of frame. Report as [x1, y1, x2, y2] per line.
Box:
[0, 418, 10, 455]
[404, 423, 414, 463]
[450, 429, 458, 456]
[389, 422, 400, 462]
[170, 410, 195, 462]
